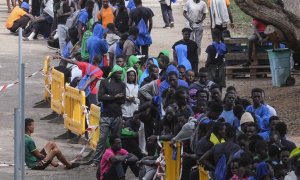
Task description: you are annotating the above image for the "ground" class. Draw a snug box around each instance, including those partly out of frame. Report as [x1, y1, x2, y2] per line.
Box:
[0, 0, 299, 180]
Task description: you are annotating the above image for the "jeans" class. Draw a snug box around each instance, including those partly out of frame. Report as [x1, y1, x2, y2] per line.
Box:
[57, 24, 68, 54]
[9, 16, 30, 32]
[160, 3, 174, 26]
[93, 116, 122, 164]
[190, 26, 204, 56]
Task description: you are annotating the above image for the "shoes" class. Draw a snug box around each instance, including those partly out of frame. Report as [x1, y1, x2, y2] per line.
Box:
[163, 25, 171, 29]
[65, 162, 80, 170]
[47, 45, 60, 51]
[170, 22, 174, 28]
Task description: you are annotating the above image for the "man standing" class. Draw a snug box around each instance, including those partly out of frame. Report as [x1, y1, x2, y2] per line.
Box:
[159, 0, 174, 28]
[92, 65, 126, 166]
[172, 28, 199, 72]
[78, 0, 95, 42]
[129, 0, 154, 56]
[183, 0, 208, 56]
[56, 0, 75, 54]
[87, 23, 108, 65]
[122, 26, 140, 60]
[97, 0, 115, 29]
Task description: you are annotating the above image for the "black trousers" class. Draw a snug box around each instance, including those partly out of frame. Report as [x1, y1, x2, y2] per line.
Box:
[102, 161, 139, 180]
[140, 45, 149, 56]
[31, 0, 41, 16]
[9, 16, 30, 33]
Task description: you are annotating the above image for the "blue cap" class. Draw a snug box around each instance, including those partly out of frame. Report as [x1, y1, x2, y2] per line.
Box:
[21, 2, 30, 11]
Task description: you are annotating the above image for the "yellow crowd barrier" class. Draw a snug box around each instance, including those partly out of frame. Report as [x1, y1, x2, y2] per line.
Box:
[63, 84, 86, 135]
[163, 141, 181, 180]
[43, 56, 51, 101]
[51, 68, 65, 114]
[199, 165, 209, 180]
[89, 104, 100, 150]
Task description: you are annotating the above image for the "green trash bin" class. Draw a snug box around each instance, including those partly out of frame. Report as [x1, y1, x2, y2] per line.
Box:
[267, 48, 291, 87]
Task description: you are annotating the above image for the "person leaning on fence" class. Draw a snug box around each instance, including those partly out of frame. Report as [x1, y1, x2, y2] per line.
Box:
[90, 65, 126, 167]
[53, 54, 103, 106]
[25, 118, 80, 170]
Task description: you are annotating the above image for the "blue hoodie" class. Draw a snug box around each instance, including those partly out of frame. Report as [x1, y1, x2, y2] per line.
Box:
[159, 64, 188, 97]
[138, 58, 159, 87]
[175, 44, 192, 71]
[87, 24, 108, 66]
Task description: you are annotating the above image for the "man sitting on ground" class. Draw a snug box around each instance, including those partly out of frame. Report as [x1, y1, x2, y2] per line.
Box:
[100, 135, 138, 180]
[25, 118, 80, 170]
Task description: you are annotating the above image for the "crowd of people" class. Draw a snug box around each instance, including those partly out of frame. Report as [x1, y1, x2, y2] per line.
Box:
[5, 0, 300, 179]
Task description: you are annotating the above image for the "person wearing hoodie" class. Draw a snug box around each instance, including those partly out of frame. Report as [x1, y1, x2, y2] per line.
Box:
[105, 23, 120, 48]
[139, 57, 159, 86]
[122, 67, 140, 120]
[92, 65, 126, 166]
[140, 64, 159, 88]
[159, 64, 189, 100]
[139, 64, 188, 104]
[81, 19, 94, 62]
[87, 23, 109, 66]
[126, 55, 143, 81]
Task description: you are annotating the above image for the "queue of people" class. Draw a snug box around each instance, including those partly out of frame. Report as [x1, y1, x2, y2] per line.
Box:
[6, 0, 299, 179]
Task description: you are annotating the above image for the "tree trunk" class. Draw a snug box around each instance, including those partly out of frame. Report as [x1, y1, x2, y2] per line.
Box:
[234, 0, 300, 52]
[283, 0, 300, 17]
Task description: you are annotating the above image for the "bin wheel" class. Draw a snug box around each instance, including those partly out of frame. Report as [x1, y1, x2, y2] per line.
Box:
[286, 76, 296, 86]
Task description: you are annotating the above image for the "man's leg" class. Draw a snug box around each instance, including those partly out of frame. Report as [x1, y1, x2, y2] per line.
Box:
[195, 27, 204, 56]
[141, 45, 149, 57]
[110, 116, 122, 136]
[9, 16, 30, 32]
[92, 116, 111, 165]
[167, 5, 174, 27]
[57, 24, 68, 55]
[160, 3, 170, 27]
[244, 34, 258, 66]
[103, 162, 125, 180]
[42, 141, 76, 168]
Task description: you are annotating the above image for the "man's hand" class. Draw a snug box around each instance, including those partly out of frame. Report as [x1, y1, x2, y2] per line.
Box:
[114, 93, 124, 98]
[53, 53, 61, 60]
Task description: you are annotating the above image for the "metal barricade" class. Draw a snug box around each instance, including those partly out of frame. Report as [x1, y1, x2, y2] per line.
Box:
[63, 84, 86, 135]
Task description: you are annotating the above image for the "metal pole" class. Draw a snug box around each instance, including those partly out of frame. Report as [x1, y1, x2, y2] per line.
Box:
[16, 28, 25, 180]
[14, 108, 20, 180]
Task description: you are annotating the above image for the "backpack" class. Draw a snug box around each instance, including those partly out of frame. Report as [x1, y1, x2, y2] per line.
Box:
[214, 154, 227, 180]
[77, 64, 100, 96]
[66, 10, 80, 29]
[136, 19, 152, 46]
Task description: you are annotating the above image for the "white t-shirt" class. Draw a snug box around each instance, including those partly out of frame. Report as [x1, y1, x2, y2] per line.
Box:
[183, 0, 208, 29]
[284, 171, 297, 180]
